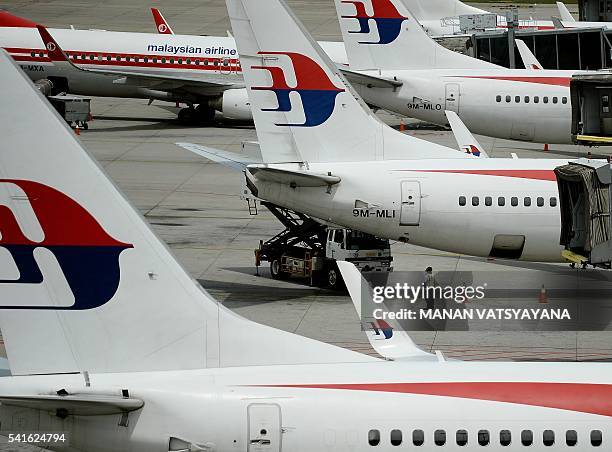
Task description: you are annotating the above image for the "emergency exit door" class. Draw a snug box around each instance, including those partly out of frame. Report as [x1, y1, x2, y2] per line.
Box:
[400, 181, 421, 226]
[248, 404, 282, 452]
[445, 83, 460, 113]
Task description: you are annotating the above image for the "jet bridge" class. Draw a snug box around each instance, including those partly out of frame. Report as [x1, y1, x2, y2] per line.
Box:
[571, 73, 612, 145]
[555, 159, 612, 268]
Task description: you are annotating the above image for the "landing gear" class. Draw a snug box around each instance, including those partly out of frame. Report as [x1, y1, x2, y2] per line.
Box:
[177, 105, 216, 126]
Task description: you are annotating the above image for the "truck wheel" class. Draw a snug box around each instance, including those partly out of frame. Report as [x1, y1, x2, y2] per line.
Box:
[327, 265, 344, 290]
[270, 258, 290, 280]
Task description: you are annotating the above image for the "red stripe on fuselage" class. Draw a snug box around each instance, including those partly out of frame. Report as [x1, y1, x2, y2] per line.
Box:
[253, 382, 612, 418]
[403, 169, 557, 181]
[457, 76, 571, 87]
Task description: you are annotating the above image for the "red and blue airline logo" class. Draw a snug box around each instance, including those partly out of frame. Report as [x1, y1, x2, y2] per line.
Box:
[0, 180, 133, 310]
[252, 52, 345, 127]
[341, 0, 409, 45]
[369, 319, 393, 339]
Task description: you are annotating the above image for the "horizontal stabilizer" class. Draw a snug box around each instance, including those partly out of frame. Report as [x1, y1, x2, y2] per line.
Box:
[340, 68, 403, 89]
[247, 165, 341, 187]
[0, 394, 144, 416]
[176, 142, 261, 170]
[445, 110, 488, 158]
[337, 261, 436, 361]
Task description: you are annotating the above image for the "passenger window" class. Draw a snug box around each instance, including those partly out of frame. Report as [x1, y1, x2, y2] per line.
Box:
[550, 197, 558, 207]
[456, 430, 468, 446]
[162, 58, 166, 63]
[485, 196, 492, 206]
[511, 197, 518, 207]
[521, 430, 533, 446]
[544, 96, 549, 103]
[106, 55, 111, 61]
[553, 97, 558, 104]
[496, 95, 502, 102]
[459, 196, 466, 206]
[524, 197, 532, 207]
[562, 97, 568, 104]
[89, 54, 94, 60]
[178, 58, 182, 64]
[591, 430, 602, 447]
[525, 96, 530, 103]
[500, 430, 511, 446]
[498, 197, 506, 207]
[566, 430, 577, 447]
[506, 95, 511, 103]
[434, 430, 446, 446]
[537, 197, 545, 207]
[478, 430, 490, 446]
[413, 430, 424, 446]
[195, 60, 200, 65]
[390, 429, 402, 446]
[515, 96, 521, 103]
[472, 196, 479, 206]
[534, 96, 539, 103]
[369, 429, 380, 446]
[187, 59, 191, 64]
[170, 58, 175, 64]
[543, 430, 555, 446]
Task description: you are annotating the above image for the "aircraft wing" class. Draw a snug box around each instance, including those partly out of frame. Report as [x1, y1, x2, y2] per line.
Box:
[176, 142, 261, 171]
[339, 68, 403, 89]
[337, 261, 437, 361]
[37, 25, 235, 96]
[557, 2, 576, 22]
[247, 165, 341, 187]
[0, 393, 144, 416]
[515, 39, 543, 70]
[445, 111, 488, 158]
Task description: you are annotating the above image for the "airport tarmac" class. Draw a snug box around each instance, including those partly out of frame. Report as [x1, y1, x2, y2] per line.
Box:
[2, 1, 611, 362]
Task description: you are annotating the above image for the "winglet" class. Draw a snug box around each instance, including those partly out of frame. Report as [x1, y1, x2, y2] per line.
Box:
[337, 261, 436, 361]
[557, 2, 576, 22]
[0, 10, 38, 28]
[515, 39, 543, 70]
[151, 8, 174, 34]
[445, 111, 488, 158]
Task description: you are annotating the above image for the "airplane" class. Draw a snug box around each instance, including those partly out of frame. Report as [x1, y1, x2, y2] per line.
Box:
[402, 0, 612, 36]
[0, 9, 347, 124]
[332, 0, 593, 145]
[0, 41, 611, 452]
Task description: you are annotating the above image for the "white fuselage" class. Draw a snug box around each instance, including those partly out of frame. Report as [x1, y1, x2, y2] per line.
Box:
[253, 158, 569, 262]
[353, 69, 576, 144]
[0, 361, 609, 452]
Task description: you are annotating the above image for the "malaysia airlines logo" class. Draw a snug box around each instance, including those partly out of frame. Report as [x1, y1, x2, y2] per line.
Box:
[251, 52, 345, 127]
[341, 0, 409, 45]
[369, 319, 393, 339]
[0, 180, 133, 310]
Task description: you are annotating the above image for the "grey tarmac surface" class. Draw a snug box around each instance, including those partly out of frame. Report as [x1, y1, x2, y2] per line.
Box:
[0, 0, 610, 361]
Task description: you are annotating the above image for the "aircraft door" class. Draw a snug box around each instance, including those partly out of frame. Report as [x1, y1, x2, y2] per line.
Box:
[248, 404, 282, 452]
[400, 181, 421, 226]
[445, 83, 460, 113]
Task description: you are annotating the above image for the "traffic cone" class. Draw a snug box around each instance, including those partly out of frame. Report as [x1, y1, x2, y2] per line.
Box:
[399, 119, 406, 132]
[74, 125, 80, 136]
[539, 285, 548, 304]
[543, 143, 549, 152]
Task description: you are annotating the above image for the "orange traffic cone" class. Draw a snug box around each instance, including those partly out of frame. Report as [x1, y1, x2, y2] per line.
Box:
[399, 119, 406, 132]
[539, 285, 548, 304]
[543, 143, 549, 152]
[74, 125, 80, 136]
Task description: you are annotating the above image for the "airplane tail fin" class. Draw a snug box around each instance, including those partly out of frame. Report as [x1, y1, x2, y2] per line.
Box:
[399, 0, 489, 20]
[334, 0, 498, 71]
[151, 8, 175, 34]
[556, 2, 576, 22]
[515, 39, 543, 70]
[0, 50, 373, 376]
[227, 0, 470, 162]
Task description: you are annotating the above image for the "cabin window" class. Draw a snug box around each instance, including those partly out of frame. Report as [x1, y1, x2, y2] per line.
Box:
[390, 429, 402, 446]
[413, 430, 425, 446]
[162, 57, 167, 63]
[566, 430, 577, 447]
[544, 96, 549, 104]
[459, 196, 466, 206]
[515, 96, 521, 103]
[521, 430, 533, 446]
[30, 51, 36, 57]
[178, 58, 183, 64]
[472, 196, 479, 206]
[496, 95, 502, 102]
[562, 97, 568, 104]
[89, 54, 95, 60]
[500, 430, 511, 446]
[543, 430, 555, 446]
[524, 197, 532, 207]
[144, 57, 149, 63]
[553, 97, 559, 104]
[534, 96, 540, 103]
[550, 197, 558, 207]
[187, 58, 191, 64]
[223, 59, 229, 66]
[116, 56, 121, 61]
[506, 95, 511, 103]
[170, 58, 175, 64]
[537, 197, 545, 207]
[511, 197, 519, 207]
[478, 430, 490, 446]
[97, 54, 103, 60]
[525, 96, 530, 103]
[195, 59, 200, 65]
[485, 196, 492, 206]
[106, 55, 111, 61]
[434, 430, 446, 446]
[591, 430, 602, 447]
[498, 197, 506, 207]
[368, 429, 380, 446]
[456, 430, 468, 446]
